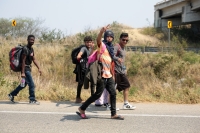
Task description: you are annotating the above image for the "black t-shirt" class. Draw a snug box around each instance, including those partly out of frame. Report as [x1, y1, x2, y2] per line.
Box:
[80, 46, 90, 60]
[80, 46, 91, 70]
[22, 46, 34, 71]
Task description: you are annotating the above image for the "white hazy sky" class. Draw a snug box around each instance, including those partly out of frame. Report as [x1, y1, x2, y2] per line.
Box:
[0, 0, 161, 34]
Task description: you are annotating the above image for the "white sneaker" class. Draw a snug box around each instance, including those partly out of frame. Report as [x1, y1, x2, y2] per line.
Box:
[106, 104, 111, 110]
[105, 103, 120, 111]
[29, 100, 40, 105]
[123, 103, 136, 110]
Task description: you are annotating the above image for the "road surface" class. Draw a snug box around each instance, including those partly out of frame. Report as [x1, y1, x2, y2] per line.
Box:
[0, 101, 200, 133]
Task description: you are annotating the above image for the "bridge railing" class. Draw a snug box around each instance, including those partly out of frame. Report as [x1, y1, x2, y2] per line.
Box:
[126, 46, 200, 53]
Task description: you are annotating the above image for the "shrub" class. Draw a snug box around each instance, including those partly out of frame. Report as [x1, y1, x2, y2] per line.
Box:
[182, 52, 200, 64]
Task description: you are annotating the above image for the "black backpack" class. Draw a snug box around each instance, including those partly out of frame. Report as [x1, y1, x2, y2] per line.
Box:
[71, 45, 85, 64]
[9, 45, 24, 72]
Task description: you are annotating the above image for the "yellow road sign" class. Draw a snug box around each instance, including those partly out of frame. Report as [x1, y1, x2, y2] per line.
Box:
[168, 21, 172, 28]
[12, 20, 16, 26]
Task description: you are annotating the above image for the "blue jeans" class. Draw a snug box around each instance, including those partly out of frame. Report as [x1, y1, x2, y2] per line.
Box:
[10, 71, 35, 100]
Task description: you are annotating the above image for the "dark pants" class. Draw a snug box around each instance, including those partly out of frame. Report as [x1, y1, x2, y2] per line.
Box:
[76, 82, 95, 98]
[10, 71, 35, 100]
[115, 73, 130, 92]
[80, 77, 116, 116]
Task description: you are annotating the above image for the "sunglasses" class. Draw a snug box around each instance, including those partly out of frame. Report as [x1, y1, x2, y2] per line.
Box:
[122, 39, 129, 42]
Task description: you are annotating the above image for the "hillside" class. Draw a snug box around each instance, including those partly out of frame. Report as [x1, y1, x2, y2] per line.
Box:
[123, 28, 160, 46]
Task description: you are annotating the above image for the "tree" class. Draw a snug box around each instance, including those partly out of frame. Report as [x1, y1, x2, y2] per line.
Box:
[0, 17, 47, 38]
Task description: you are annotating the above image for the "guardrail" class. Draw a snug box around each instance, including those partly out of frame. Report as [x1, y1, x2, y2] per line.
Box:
[126, 46, 200, 53]
[25, 44, 200, 53]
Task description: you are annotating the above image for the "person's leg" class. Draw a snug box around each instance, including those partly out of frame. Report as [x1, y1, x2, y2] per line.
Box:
[25, 71, 36, 101]
[123, 88, 129, 103]
[9, 75, 28, 102]
[79, 79, 104, 112]
[9, 84, 27, 102]
[90, 82, 95, 96]
[76, 82, 83, 103]
[10, 84, 27, 97]
[105, 78, 116, 116]
[103, 89, 109, 105]
[118, 74, 136, 109]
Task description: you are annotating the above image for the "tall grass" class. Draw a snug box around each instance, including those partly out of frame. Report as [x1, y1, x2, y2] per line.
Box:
[1, 24, 200, 104]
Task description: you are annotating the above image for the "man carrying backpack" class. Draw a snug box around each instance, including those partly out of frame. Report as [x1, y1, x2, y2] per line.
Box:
[8, 35, 42, 104]
[76, 25, 124, 120]
[114, 33, 136, 110]
[74, 36, 94, 103]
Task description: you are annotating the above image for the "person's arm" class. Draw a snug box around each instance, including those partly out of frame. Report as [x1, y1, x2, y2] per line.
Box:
[77, 52, 83, 61]
[33, 56, 42, 76]
[113, 45, 123, 63]
[77, 47, 86, 61]
[21, 54, 26, 77]
[97, 24, 110, 48]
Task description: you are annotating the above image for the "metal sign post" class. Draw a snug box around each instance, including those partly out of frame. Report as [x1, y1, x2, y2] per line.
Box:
[168, 21, 172, 52]
[12, 20, 17, 42]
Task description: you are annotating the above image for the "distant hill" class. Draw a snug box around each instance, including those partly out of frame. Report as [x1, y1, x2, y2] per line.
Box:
[122, 28, 160, 46]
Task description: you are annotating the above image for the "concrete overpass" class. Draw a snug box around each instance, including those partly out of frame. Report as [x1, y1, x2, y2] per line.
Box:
[154, 0, 200, 29]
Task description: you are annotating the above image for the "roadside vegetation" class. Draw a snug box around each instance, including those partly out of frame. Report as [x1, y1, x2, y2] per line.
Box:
[0, 17, 200, 104]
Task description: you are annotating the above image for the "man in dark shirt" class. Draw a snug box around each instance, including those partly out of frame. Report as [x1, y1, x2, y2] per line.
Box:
[8, 35, 42, 104]
[75, 36, 93, 103]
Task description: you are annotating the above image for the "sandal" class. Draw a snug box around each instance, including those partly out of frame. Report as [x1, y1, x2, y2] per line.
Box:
[76, 111, 88, 119]
[111, 115, 124, 120]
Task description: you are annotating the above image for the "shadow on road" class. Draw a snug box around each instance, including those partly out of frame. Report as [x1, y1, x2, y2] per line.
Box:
[60, 115, 81, 121]
[52, 101, 108, 113]
[60, 114, 111, 121]
[0, 101, 29, 105]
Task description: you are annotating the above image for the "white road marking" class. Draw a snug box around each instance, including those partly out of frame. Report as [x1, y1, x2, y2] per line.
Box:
[0, 111, 200, 118]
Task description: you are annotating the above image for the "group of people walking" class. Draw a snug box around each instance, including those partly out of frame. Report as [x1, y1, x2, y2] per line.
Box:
[8, 24, 136, 120]
[74, 25, 136, 120]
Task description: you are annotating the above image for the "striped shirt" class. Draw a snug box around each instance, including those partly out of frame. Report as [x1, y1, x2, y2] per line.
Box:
[99, 42, 112, 78]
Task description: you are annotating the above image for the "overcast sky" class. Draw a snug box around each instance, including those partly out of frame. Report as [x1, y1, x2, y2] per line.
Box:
[0, 0, 161, 34]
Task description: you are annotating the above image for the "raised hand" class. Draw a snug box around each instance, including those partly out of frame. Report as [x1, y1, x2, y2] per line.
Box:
[100, 24, 110, 33]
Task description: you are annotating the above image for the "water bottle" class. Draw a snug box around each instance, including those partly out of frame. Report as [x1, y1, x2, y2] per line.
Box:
[20, 78, 25, 87]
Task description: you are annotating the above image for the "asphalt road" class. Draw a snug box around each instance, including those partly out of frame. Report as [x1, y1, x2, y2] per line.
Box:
[0, 101, 200, 133]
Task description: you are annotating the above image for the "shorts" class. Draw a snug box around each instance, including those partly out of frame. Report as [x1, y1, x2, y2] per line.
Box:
[115, 73, 130, 92]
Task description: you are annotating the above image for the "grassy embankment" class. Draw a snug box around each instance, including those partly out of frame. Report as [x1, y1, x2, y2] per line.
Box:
[0, 24, 200, 104]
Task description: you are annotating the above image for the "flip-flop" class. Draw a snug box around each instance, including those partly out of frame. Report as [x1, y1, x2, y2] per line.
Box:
[111, 115, 124, 120]
[76, 111, 88, 119]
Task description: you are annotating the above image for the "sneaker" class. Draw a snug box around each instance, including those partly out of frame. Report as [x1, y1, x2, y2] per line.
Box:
[105, 103, 111, 110]
[123, 103, 136, 110]
[29, 100, 40, 105]
[8, 94, 15, 103]
[105, 103, 120, 111]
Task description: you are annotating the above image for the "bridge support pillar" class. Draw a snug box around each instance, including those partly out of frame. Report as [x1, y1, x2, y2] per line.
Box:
[182, 4, 200, 23]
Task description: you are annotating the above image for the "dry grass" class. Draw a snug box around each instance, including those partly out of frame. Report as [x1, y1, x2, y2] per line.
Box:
[1, 28, 200, 104]
[123, 28, 161, 46]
